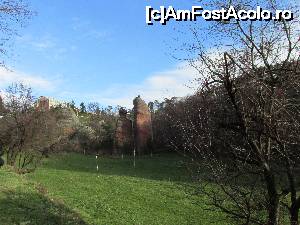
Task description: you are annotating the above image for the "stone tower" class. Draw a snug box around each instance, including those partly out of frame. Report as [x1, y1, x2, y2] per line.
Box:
[114, 108, 133, 155]
[133, 95, 152, 155]
[36, 96, 50, 111]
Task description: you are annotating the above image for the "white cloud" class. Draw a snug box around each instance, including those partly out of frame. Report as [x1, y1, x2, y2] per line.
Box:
[0, 67, 55, 91]
[32, 38, 56, 51]
[16, 34, 77, 61]
[79, 62, 200, 108]
[71, 17, 110, 41]
[17, 34, 57, 51]
[71, 17, 91, 31]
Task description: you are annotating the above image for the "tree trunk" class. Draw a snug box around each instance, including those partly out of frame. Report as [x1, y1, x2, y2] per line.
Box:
[285, 160, 299, 225]
[264, 168, 280, 225]
[290, 204, 299, 225]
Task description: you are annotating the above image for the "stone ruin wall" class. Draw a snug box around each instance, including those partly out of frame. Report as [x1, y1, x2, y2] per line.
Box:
[36, 96, 50, 111]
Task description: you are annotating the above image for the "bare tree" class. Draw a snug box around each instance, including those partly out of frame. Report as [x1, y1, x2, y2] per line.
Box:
[162, 0, 300, 224]
[0, 83, 78, 172]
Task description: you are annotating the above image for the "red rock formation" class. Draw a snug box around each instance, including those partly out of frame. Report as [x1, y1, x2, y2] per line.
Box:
[114, 108, 133, 155]
[133, 96, 152, 155]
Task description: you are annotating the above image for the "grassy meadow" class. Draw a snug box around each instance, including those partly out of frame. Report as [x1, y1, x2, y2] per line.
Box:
[0, 153, 229, 225]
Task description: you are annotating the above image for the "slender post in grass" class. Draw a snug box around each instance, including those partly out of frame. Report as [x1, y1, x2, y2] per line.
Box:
[150, 108, 154, 158]
[96, 155, 99, 172]
[131, 119, 136, 168]
[133, 148, 136, 168]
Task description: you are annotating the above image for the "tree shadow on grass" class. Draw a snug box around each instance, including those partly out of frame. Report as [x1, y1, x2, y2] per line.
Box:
[0, 189, 88, 225]
[41, 153, 191, 183]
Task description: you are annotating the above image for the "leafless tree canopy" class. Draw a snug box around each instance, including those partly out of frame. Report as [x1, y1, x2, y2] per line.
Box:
[0, 83, 79, 173]
[0, 0, 32, 66]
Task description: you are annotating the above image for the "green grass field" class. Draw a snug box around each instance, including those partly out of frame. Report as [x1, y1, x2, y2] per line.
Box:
[0, 153, 229, 225]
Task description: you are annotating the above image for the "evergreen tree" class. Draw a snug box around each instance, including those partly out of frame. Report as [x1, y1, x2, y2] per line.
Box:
[80, 102, 86, 113]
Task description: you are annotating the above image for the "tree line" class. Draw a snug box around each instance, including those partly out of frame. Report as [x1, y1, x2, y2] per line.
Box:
[0, 83, 122, 172]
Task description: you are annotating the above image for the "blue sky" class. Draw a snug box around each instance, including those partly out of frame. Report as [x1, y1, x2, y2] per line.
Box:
[0, 0, 202, 107]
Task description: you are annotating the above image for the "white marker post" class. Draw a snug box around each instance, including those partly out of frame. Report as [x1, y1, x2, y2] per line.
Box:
[96, 155, 99, 172]
[133, 148, 136, 168]
[131, 119, 136, 168]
